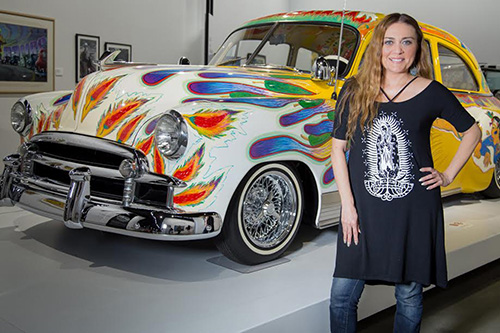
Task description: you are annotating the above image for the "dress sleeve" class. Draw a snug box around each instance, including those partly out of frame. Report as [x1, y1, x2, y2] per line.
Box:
[331, 84, 350, 140]
[436, 81, 476, 133]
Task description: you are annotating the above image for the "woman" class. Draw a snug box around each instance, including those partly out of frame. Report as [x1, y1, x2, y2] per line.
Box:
[329, 13, 481, 333]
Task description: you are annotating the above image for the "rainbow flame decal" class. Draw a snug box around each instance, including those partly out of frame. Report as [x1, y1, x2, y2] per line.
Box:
[280, 100, 331, 126]
[37, 112, 47, 133]
[183, 97, 297, 108]
[43, 112, 52, 131]
[72, 77, 86, 119]
[153, 146, 165, 174]
[97, 97, 150, 137]
[53, 93, 71, 106]
[173, 144, 205, 181]
[136, 136, 154, 155]
[81, 76, 123, 122]
[188, 80, 313, 97]
[117, 113, 147, 143]
[52, 104, 66, 130]
[323, 167, 334, 185]
[142, 70, 185, 86]
[173, 175, 223, 206]
[250, 135, 331, 162]
[184, 109, 241, 138]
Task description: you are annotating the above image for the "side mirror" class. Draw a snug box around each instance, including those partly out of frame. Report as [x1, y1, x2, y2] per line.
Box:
[311, 56, 334, 81]
[178, 57, 190, 65]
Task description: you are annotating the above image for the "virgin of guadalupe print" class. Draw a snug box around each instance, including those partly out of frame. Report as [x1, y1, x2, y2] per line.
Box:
[362, 111, 414, 201]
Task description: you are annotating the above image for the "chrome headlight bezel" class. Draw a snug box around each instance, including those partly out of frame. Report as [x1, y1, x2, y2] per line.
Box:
[11, 98, 33, 136]
[154, 110, 188, 160]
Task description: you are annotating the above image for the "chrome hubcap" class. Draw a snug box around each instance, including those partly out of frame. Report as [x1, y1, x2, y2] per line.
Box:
[242, 170, 297, 248]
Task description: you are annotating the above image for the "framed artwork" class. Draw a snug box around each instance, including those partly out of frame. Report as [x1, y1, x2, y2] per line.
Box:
[104, 42, 132, 62]
[0, 10, 55, 94]
[76, 34, 100, 82]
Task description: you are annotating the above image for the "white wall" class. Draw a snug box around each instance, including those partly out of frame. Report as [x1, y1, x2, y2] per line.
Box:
[0, 0, 205, 158]
[288, 0, 500, 64]
[1, 0, 499, 160]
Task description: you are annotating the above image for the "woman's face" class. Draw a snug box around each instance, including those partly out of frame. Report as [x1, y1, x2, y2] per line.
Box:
[381, 22, 418, 75]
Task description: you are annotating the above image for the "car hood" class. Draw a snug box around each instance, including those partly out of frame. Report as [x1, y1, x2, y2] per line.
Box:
[52, 64, 327, 144]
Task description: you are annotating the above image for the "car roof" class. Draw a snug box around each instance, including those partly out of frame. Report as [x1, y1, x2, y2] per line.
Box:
[243, 10, 466, 50]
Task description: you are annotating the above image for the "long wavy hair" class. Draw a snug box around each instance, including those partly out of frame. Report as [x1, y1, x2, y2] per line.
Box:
[336, 13, 432, 141]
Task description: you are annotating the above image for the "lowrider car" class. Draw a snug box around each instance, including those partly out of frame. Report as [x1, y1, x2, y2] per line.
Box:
[1, 10, 499, 264]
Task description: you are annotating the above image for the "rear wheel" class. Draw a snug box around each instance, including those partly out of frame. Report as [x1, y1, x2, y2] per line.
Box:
[482, 158, 500, 198]
[216, 163, 303, 265]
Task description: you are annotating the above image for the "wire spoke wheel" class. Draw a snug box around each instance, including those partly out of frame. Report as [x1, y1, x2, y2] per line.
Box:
[242, 171, 297, 249]
[216, 163, 304, 265]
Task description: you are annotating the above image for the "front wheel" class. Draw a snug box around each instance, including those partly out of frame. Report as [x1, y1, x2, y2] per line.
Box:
[216, 163, 304, 265]
[482, 158, 500, 198]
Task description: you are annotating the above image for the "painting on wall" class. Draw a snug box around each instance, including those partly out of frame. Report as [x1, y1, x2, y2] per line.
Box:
[104, 42, 132, 62]
[76, 34, 100, 82]
[0, 10, 54, 93]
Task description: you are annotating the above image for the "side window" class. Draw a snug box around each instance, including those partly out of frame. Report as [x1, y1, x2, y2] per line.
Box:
[438, 44, 478, 91]
[295, 48, 317, 72]
[253, 42, 289, 67]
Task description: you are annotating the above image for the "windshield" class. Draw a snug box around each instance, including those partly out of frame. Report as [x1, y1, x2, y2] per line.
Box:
[209, 23, 359, 77]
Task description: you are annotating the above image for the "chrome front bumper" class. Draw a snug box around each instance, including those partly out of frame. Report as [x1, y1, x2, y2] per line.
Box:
[0, 137, 221, 241]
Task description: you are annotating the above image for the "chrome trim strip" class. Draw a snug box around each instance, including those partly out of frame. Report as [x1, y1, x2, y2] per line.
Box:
[318, 191, 341, 229]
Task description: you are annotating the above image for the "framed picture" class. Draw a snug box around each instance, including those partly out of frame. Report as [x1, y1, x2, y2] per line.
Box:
[76, 34, 100, 82]
[0, 10, 55, 94]
[104, 42, 132, 62]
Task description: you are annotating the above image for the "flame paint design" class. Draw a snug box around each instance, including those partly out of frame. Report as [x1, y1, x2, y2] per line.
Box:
[184, 109, 240, 138]
[173, 175, 223, 206]
[183, 97, 297, 108]
[246, 10, 379, 28]
[250, 135, 331, 162]
[142, 70, 181, 86]
[117, 113, 147, 143]
[81, 76, 123, 122]
[145, 117, 159, 135]
[136, 136, 155, 155]
[97, 97, 150, 137]
[51, 103, 67, 130]
[142, 69, 197, 86]
[173, 145, 205, 181]
[188, 81, 313, 97]
[280, 101, 332, 126]
[37, 112, 47, 133]
[43, 112, 52, 131]
[153, 146, 165, 174]
[304, 120, 333, 136]
[53, 93, 71, 106]
[323, 167, 334, 185]
[72, 77, 86, 119]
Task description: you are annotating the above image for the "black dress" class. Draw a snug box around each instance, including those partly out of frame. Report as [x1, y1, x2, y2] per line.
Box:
[331, 80, 475, 288]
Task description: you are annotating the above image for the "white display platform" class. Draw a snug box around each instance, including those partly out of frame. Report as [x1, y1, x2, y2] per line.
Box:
[0, 194, 499, 333]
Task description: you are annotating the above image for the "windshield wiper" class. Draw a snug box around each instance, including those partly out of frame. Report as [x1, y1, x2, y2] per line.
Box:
[217, 56, 248, 66]
[244, 64, 303, 74]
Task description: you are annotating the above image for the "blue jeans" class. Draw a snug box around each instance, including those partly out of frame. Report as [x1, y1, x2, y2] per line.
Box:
[330, 277, 423, 333]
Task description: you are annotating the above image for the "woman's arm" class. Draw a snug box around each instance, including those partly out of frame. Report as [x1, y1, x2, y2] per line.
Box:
[331, 137, 360, 246]
[420, 123, 481, 189]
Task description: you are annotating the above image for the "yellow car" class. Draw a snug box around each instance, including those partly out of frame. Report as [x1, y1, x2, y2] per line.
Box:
[3, 10, 499, 264]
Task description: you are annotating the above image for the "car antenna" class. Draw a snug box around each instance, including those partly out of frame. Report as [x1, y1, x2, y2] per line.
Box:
[331, 0, 347, 100]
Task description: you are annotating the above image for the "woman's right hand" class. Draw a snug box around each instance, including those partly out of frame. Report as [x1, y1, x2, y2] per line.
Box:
[341, 204, 360, 247]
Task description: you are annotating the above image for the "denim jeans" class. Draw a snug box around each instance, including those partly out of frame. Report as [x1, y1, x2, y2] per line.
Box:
[330, 277, 423, 333]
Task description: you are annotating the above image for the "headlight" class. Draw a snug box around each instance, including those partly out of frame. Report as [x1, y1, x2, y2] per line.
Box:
[11, 99, 33, 136]
[154, 110, 188, 159]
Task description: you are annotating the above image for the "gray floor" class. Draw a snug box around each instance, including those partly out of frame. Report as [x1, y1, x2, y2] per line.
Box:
[358, 259, 500, 333]
[1, 193, 499, 333]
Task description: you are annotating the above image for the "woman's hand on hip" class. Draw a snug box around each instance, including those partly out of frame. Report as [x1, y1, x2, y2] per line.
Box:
[419, 167, 452, 190]
[341, 204, 360, 247]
